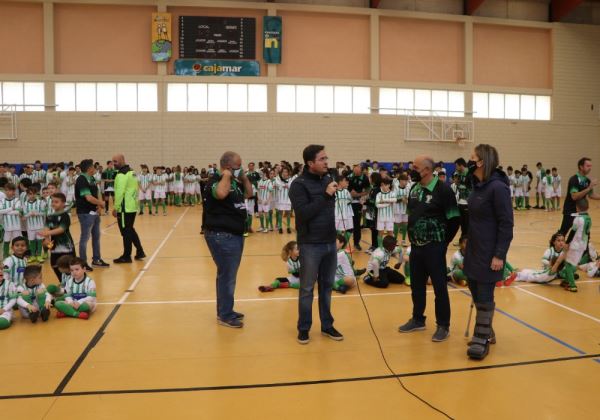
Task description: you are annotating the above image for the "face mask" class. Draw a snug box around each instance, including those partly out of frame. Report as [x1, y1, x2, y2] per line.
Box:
[410, 169, 421, 183]
[233, 168, 242, 178]
[467, 160, 478, 174]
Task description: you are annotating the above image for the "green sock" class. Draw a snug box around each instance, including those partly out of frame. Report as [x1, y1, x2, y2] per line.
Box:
[377, 235, 383, 247]
[259, 214, 264, 229]
[334, 278, 345, 290]
[536, 195, 540, 207]
[404, 262, 411, 278]
[3, 242, 9, 257]
[0, 318, 9, 329]
[29, 240, 36, 257]
[47, 284, 60, 295]
[36, 293, 46, 308]
[36, 240, 42, 257]
[268, 212, 273, 229]
[401, 224, 407, 240]
[246, 215, 252, 230]
[286, 213, 291, 228]
[154, 202, 159, 213]
[563, 263, 577, 287]
[162, 202, 166, 213]
[276, 212, 282, 228]
[290, 283, 300, 289]
[21, 293, 33, 305]
[344, 231, 351, 245]
[78, 302, 90, 313]
[270, 279, 281, 288]
[393, 224, 399, 240]
[55, 301, 78, 317]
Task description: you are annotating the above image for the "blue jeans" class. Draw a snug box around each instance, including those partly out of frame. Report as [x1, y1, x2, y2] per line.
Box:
[78, 213, 101, 263]
[298, 242, 337, 332]
[204, 230, 244, 321]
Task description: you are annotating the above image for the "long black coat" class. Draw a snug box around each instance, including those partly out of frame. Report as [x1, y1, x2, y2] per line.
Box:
[464, 169, 514, 283]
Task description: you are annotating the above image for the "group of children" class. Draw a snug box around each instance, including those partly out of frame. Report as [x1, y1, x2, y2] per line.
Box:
[507, 163, 562, 211]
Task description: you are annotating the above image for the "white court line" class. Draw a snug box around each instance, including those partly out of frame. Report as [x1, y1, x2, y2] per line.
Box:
[514, 285, 600, 324]
[117, 208, 190, 305]
[96, 279, 600, 306]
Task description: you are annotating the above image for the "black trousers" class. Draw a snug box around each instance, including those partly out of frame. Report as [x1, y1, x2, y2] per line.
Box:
[458, 204, 469, 237]
[364, 267, 405, 288]
[559, 213, 574, 235]
[117, 212, 144, 258]
[467, 280, 495, 305]
[410, 242, 451, 328]
[50, 251, 76, 282]
[351, 203, 363, 246]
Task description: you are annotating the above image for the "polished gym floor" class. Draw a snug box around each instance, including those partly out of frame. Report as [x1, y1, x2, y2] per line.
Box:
[1, 203, 599, 419]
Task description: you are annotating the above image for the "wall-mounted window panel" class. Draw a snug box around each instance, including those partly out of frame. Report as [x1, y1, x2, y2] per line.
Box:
[167, 83, 267, 112]
[474, 91, 550, 120]
[535, 96, 551, 120]
[0, 82, 44, 111]
[488, 93, 505, 119]
[56, 82, 157, 112]
[277, 85, 370, 114]
[504, 94, 520, 119]
[520, 95, 536, 120]
[379, 88, 464, 117]
[473, 92, 488, 119]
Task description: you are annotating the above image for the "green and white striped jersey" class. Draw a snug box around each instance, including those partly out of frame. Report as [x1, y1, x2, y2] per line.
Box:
[335, 189, 353, 220]
[23, 199, 46, 231]
[257, 179, 274, 203]
[138, 173, 153, 191]
[0, 198, 22, 231]
[184, 174, 196, 186]
[287, 257, 300, 276]
[19, 191, 28, 206]
[336, 251, 354, 280]
[19, 173, 35, 183]
[3, 255, 27, 288]
[367, 246, 402, 277]
[61, 273, 71, 288]
[21, 283, 50, 304]
[65, 275, 97, 303]
[542, 246, 563, 270]
[274, 177, 291, 205]
[0, 280, 18, 310]
[33, 169, 47, 185]
[393, 186, 409, 215]
[376, 191, 396, 220]
[153, 174, 169, 193]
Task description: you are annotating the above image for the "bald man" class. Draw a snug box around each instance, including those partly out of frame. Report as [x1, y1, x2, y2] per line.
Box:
[398, 155, 460, 342]
[112, 154, 145, 263]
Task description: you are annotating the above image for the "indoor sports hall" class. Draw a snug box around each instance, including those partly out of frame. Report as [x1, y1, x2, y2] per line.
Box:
[0, 1, 599, 419]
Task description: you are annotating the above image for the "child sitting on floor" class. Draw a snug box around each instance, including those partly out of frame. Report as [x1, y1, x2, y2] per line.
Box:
[334, 233, 357, 294]
[259, 241, 300, 292]
[54, 257, 97, 319]
[363, 235, 405, 288]
[16, 265, 51, 323]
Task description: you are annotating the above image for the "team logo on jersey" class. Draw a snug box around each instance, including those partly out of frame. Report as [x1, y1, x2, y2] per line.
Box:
[425, 194, 433, 204]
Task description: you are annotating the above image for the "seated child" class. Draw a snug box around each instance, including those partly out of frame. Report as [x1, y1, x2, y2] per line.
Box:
[334, 233, 357, 294]
[363, 235, 405, 288]
[16, 265, 51, 323]
[515, 232, 566, 284]
[450, 236, 468, 286]
[46, 254, 74, 303]
[259, 241, 300, 292]
[3, 236, 28, 290]
[0, 269, 17, 330]
[54, 257, 97, 319]
[561, 199, 591, 292]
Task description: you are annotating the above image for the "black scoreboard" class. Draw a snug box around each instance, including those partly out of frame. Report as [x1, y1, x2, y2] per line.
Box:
[178, 16, 256, 60]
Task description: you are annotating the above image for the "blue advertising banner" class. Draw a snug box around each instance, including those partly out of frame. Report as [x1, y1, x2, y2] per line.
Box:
[174, 59, 260, 76]
[263, 16, 282, 64]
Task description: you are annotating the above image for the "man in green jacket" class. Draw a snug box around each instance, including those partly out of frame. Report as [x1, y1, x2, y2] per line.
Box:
[112, 154, 145, 263]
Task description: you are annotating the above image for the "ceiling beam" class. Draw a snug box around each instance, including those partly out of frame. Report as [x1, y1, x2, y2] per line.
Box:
[464, 0, 486, 15]
[550, 0, 584, 22]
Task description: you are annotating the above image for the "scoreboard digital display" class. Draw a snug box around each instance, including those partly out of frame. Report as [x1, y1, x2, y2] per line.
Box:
[179, 16, 256, 60]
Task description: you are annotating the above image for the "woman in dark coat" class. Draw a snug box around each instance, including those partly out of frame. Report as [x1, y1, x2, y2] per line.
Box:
[464, 144, 514, 360]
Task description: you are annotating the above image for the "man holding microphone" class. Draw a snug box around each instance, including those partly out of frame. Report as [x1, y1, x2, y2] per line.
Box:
[289, 145, 343, 345]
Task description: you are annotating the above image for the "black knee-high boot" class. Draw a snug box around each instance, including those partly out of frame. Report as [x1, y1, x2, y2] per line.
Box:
[467, 302, 495, 360]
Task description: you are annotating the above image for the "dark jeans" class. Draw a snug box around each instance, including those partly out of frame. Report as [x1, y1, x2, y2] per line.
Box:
[409, 241, 451, 328]
[117, 212, 144, 258]
[77, 213, 101, 263]
[467, 280, 495, 305]
[50, 251, 76, 281]
[364, 267, 405, 288]
[458, 204, 469, 237]
[559, 213, 575, 235]
[298, 242, 337, 332]
[351, 203, 363, 246]
[204, 230, 244, 321]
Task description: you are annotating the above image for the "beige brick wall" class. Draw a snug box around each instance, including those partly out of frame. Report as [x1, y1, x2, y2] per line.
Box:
[1, 24, 599, 183]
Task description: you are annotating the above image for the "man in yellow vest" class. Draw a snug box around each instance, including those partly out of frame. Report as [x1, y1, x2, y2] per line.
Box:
[112, 154, 145, 263]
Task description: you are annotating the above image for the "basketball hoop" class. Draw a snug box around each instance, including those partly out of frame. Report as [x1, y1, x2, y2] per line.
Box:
[455, 136, 466, 148]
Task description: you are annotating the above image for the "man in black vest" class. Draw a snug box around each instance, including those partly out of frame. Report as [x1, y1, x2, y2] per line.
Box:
[348, 164, 370, 251]
[204, 151, 253, 329]
[289, 145, 343, 345]
[559, 157, 599, 234]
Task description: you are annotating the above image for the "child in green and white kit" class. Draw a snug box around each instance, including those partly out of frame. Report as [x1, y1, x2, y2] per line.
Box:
[258, 241, 300, 292]
[0, 269, 17, 330]
[334, 233, 356, 294]
[0, 183, 22, 257]
[137, 165, 154, 215]
[363, 235, 405, 288]
[562, 198, 591, 292]
[46, 254, 74, 303]
[3, 236, 28, 291]
[450, 236, 468, 286]
[16, 265, 51, 323]
[22, 186, 46, 262]
[515, 232, 566, 284]
[55, 257, 97, 319]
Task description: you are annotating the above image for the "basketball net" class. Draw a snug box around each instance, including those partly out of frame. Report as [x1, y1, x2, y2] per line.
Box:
[455, 136, 466, 148]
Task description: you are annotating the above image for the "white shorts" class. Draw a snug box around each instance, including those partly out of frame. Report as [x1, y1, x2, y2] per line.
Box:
[245, 199, 255, 216]
[566, 247, 585, 267]
[139, 190, 152, 201]
[537, 183, 544, 193]
[154, 191, 166, 199]
[195, 184, 202, 195]
[554, 187, 561, 197]
[335, 218, 354, 231]
[4, 230, 22, 243]
[258, 203, 271, 212]
[66, 192, 75, 203]
[275, 203, 291, 211]
[544, 190, 554, 200]
[394, 214, 408, 223]
[377, 219, 394, 232]
[27, 229, 42, 241]
[514, 188, 523, 197]
[184, 185, 195, 195]
[509, 186, 515, 197]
